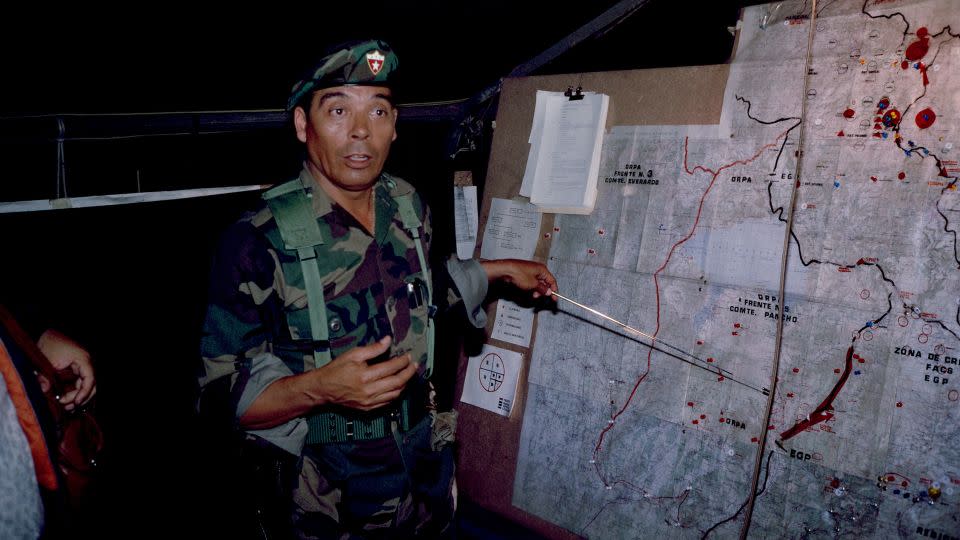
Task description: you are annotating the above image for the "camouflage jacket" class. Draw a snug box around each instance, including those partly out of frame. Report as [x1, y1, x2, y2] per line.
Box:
[198, 167, 488, 454]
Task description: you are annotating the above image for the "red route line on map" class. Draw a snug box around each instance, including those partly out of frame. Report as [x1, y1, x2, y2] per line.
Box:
[779, 345, 854, 441]
[592, 131, 792, 459]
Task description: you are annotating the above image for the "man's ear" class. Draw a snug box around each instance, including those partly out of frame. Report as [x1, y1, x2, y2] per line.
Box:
[294, 106, 308, 143]
[391, 107, 398, 142]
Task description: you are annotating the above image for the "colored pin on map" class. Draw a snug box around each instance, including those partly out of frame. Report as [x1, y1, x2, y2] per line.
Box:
[915, 107, 936, 129]
[882, 109, 901, 128]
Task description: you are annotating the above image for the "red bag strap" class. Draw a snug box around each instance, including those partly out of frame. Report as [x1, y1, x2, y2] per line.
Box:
[0, 304, 67, 420]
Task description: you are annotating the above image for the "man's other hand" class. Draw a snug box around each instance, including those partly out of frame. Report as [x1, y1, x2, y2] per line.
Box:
[311, 336, 418, 411]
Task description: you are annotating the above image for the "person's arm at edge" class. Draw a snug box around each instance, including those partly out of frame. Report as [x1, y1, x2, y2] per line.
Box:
[36, 329, 96, 411]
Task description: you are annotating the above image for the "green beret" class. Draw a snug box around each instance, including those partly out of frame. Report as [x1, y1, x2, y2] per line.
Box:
[287, 39, 399, 111]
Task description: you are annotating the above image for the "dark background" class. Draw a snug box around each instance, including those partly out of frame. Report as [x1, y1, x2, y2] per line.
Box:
[0, 1, 752, 536]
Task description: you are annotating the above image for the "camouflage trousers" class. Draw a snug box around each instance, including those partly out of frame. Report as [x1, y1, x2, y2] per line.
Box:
[291, 413, 456, 539]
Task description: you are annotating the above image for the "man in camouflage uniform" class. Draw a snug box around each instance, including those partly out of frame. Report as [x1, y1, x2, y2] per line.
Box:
[198, 39, 557, 539]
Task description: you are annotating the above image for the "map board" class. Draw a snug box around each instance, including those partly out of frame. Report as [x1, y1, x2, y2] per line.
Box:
[456, 1, 960, 538]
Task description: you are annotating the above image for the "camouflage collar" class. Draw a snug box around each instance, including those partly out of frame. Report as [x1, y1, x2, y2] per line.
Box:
[297, 165, 397, 243]
[298, 166, 335, 217]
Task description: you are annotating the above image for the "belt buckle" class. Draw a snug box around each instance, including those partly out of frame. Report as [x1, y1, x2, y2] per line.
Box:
[345, 419, 355, 441]
[389, 408, 402, 431]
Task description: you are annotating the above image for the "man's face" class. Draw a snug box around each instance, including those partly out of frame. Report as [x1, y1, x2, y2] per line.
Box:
[294, 85, 398, 193]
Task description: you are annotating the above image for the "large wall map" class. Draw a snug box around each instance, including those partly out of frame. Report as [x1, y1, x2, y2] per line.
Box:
[513, 1, 960, 537]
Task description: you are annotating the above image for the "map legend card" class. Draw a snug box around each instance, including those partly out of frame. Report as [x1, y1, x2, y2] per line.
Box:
[491, 300, 536, 348]
[460, 344, 524, 417]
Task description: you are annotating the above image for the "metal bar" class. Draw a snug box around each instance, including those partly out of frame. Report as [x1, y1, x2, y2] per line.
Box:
[508, 0, 653, 78]
[449, 0, 652, 157]
[0, 184, 268, 214]
[0, 102, 466, 143]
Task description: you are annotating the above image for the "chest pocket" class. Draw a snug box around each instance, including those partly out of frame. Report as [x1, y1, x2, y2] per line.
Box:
[398, 273, 430, 366]
[283, 282, 391, 361]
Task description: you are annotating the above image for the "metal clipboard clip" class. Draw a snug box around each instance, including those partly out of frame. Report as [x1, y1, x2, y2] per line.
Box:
[564, 85, 584, 101]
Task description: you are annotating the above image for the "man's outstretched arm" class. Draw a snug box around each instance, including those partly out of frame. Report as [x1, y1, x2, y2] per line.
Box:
[480, 259, 558, 299]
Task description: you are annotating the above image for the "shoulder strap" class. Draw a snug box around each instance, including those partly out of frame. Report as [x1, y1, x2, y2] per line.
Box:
[392, 193, 436, 378]
[262, 183, 436, 377]
[262, 179, 325, 249]
[263, 182, 331, 370]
